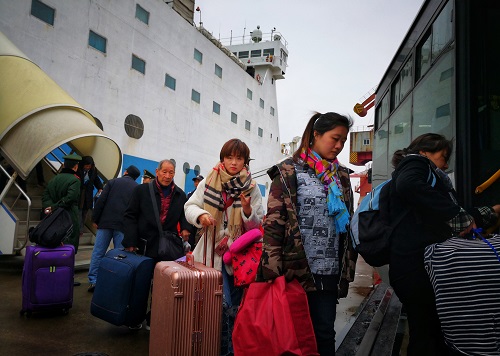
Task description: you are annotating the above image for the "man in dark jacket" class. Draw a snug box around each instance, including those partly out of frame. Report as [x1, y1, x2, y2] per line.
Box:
[185, 174, 204, 249]
[122, 159, 191, 330]
[86, 165, 140, 292]
[123, 159, 191, 259]
[42, 154, 82, 252]
[77, 156, 103, 236]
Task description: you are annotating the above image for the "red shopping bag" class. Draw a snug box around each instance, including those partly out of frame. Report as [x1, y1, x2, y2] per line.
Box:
[233, 276, 319, 356]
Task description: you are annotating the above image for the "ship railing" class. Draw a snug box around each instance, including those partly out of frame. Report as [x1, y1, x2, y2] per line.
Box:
[350, 125, 374, 133]
[218, 31, 288, 48]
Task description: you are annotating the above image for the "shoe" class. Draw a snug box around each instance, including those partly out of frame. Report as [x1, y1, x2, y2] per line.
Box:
[145, 324, 150, 331]
[73, 281, 81, 286]
[128, 324, 143, 330]
[88, 283, 96, 292]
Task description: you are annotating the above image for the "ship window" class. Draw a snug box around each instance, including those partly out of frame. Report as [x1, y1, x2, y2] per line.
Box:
[124, 114, 144, 139]
[270, 133, 273, 139]
[251, 50, 262, 58]
[247, 89, 253, 100]
[131, 54, 146, 74]
[363, 138, 370, 145]
[215, 64, 222, 78]
[231, 112, 238, 124]
[263, 48, 274, 56]
[191, 89, 200, 103]
[259, 98, 264, 109]
[245, 120, 251, 131]
[270, 106, 275, 116]
[238, 51, 249, 59]
[213, 101, 220, 115]
[31, 0, 55, 26]
[194, 48, 203, 64]
[258, 127, 263, 137]
[135, 4, 150, 25]
[88, 30, 107, 54]
[165, 74, 176, 90]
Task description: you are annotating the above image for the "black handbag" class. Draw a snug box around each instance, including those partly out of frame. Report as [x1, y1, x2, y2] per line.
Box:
[29, 207, 73, 247]
[148, 182, 184, 261]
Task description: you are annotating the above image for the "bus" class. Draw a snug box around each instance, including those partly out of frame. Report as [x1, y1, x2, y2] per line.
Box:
[372, 0, 500, 209]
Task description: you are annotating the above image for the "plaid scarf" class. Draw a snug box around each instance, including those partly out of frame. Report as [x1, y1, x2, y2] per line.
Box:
[299, 148, 350, 233]
[203, 162, 255, 241]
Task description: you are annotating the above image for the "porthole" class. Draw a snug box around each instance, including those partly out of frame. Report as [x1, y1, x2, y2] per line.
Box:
[124, 114, 144, 139]
[93, 116, 104, 130]
[183, 162, 190, 174]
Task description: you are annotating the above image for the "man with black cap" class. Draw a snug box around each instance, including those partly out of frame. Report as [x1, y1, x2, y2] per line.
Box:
[42, 153, 82, 285]
[87, 165, 140, 292]
[187, 174, 204, 200]
[186, 174, 204, 248]
[142, 169, 155, 184]
[77, 156, 103, 237]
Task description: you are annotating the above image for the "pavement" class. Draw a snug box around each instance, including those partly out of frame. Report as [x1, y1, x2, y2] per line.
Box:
[0, 251, 374, 356]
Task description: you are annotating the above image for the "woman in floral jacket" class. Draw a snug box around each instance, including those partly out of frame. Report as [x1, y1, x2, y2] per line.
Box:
[257, 112, 357, 355]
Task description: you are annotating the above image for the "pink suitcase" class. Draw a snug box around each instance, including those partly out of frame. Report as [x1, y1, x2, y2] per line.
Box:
[149, 228, 223, 356]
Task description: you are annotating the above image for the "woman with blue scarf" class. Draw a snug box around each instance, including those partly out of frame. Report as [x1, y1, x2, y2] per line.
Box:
[257, 112, 357, 355]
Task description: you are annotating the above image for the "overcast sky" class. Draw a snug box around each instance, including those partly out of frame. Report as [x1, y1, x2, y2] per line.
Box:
[194, 0, 425, 171]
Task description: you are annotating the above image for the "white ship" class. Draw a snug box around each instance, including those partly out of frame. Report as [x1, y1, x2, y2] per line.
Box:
[0, 0, 288, 255]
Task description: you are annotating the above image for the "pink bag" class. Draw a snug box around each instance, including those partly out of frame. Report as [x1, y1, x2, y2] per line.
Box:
[233, 276, 319, 356]
[223, 228, 262, 287]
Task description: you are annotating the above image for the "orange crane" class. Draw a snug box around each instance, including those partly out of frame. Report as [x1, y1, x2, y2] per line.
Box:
[353, 92, 375, 117]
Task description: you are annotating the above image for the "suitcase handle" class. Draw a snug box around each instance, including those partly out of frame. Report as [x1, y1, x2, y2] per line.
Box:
[203, 226, 216, 268]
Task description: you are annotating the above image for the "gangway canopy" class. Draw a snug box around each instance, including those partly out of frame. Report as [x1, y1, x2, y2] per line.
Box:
[0, 31, 121, 180]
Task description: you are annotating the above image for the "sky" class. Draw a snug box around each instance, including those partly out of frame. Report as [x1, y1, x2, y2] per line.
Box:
[194, 0, 425, 172]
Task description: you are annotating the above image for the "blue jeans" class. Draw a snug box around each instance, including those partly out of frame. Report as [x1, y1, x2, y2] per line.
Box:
[307, 289, 338, 356]
[88, 229, 124, 284]
[221, 266, 243, 356]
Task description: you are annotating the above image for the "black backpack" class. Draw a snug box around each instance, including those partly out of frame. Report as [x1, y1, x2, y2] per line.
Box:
[350, 164, 436, 267]
[29, 207, 73, 247]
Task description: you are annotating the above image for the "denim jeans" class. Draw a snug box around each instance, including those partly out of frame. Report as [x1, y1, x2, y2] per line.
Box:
[221, 266, 243, 356]
[88, 229, 124, 284]
[307, 289, 338, 356]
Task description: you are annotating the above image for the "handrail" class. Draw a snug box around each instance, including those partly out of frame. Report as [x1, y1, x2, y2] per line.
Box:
[0, 164, 32, 253]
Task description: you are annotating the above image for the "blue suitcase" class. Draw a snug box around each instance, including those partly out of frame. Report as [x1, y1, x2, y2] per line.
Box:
[90, 249, 155, 326]
[21, 244, 75, 316]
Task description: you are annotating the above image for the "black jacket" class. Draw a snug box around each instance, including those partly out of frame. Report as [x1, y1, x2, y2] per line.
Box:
[388, 155, 460, 283]
[122, 180, 190, 259]
[78, 165, 103, 210]
[92, 175, 138, 231]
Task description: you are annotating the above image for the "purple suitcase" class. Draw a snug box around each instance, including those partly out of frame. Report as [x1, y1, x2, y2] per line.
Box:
[20, 244, 75, 316]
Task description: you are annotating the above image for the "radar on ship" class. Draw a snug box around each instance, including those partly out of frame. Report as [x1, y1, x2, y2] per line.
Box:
[251, 26, 262, 43]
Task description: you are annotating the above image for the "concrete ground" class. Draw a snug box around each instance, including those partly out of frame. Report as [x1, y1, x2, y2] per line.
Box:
[0, 252, 375, 356]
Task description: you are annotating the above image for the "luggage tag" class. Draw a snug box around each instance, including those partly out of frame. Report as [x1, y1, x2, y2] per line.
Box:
[215, 236, 229, 256]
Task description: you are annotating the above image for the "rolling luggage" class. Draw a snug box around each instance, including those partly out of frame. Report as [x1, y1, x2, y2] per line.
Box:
[149, 228, 223, 356]
[90, 248, 155, 327]
[20, 244, 75, 316]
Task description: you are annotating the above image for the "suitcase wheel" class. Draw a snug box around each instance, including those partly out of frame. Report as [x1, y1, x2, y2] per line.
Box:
[61, 308, 69, 315]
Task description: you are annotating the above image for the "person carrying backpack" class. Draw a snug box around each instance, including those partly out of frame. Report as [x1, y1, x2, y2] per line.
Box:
[387, 133, 500, 356]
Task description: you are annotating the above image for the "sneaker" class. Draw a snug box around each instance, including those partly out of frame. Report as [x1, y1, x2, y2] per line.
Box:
[88, 283, 96, 292]
[128, 324, 143, 330]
